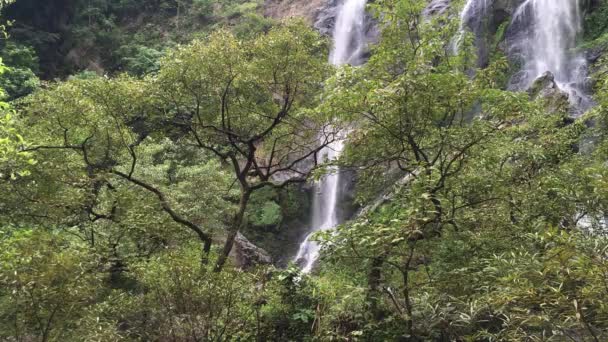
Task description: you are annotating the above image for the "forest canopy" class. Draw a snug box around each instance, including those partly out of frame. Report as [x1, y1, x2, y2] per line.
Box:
[2, 0, 608, 341]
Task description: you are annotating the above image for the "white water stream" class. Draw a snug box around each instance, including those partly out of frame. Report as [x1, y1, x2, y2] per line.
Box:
[511, 0, 589, 109]
[294, 139, 345, 273]
[294, 0, 368, 273]
[454, 0, 490, 52]
[456, 0, 589, 109]
[295, 0, 591, 272]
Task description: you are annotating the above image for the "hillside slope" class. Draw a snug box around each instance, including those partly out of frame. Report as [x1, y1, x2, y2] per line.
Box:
[1, 0, 329, 81]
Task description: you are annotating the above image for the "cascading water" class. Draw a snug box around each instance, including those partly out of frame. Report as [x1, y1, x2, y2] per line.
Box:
[294, 139, 345, 273]
[453, 0, 491, 55]
[458, 0, 490, 37]
[510, 0, 590, 110]
[294, 0, 368, 273]
[454, 0, 597, 226]
[330, 0, 369, 66]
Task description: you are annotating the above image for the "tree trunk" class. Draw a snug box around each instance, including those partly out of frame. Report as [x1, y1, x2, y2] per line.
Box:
[402, 244, 416, 338]
[367, 254, 387, 320]
[214, 191, 250, 272]
[201, 238, 212, 265]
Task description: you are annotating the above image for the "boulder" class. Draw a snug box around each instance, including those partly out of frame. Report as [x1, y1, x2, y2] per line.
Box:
[527, 71, 570, 112]
[232, 232, 273, 270]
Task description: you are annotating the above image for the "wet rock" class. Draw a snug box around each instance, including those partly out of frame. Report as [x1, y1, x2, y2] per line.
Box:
[527, 71, 570, 112]
[314, 0, 340, 36]
[423, 0, 450, 17]
[493, 0, 526, 14]
[528, 71, 557, 96]
[232, 232, 272, 270]
[459, 0, 525, 67]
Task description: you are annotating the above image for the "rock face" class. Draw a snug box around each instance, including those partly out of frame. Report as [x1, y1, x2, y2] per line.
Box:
[423, 0, 451, 17]
[468, 0, 525, 68]
[493, 0, 526, 14]
[527, 71, 570, 112]
[264, 0, 329, 24]
[232, 232, 273, 270]
[314, 0, 341, 36]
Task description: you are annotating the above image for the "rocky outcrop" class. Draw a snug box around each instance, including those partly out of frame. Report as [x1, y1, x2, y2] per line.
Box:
[232, 232, 273, 270]
[264, 0, 328, 24]
[422, 0, 524, 67]
[527, 72, 570, 113]
[423, 0, 451, 17]
[492, 0, 525, 14]
[314, 0, 341, 36]
[471, 0, 525, 67]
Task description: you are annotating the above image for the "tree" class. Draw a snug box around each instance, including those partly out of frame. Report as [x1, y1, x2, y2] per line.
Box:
[0, 230, 102, 341]
[153, 20, 336, 271]
[17, 20, 337, 272]
[314, 0, 596, 339]
[16, 74, 225, 268]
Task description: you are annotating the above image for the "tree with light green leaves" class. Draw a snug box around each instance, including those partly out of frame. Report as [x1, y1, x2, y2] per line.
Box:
[13, 20, 335, 273]
[0, 0, 35, 182]
[154, 20, 336, 271]
[308, 0, 608, 340]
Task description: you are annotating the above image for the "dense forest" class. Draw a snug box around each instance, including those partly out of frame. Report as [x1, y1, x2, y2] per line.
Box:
[2, 0, 608, 340]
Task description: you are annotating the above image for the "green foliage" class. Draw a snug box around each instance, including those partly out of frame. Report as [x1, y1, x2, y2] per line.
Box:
[0, 41, 40, 99]
[0, 58, 34, 179]
[279, 186, 311, 221]
[585, 0, 608, 41]
[0, 230, 103, 341]
[3, 0, 608, 341]
[248, 187, 283, 228]
[1, 41, 39, 72]
[0, 111, 34, 179]
[0, 66, 39, 99]
[109, 245, 263, 340]
[231, 11, 274, 39]
[251, 200, 283, 227]
[450, 229, 608, 341]
[116, 44, 163, 76]
[2, 0, 277, 78]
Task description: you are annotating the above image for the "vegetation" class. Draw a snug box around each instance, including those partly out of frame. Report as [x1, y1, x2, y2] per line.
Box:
[585, 0, 608, 42]
[1, 0, 275, 79]
[2, 0, 608, 340]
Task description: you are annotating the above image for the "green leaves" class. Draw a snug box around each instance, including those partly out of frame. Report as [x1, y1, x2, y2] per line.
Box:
[0, 111, 33, 180]
[0, 229, 103, 341]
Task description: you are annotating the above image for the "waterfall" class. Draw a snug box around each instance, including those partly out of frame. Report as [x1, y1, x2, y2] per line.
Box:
[294, 139, 345, 273]
[330, 0, 368, 66]
[453, 0, 491, 54]
[459, 0, 490, 32]
[294, 0, 368, 273]
[510, 0, 590, 109]
[453, 0, 590, 110]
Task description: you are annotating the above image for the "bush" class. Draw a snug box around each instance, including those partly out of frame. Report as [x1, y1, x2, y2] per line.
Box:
[251, 200, 283, 228]
[0, 41, 40, 99]
[585, 0, 608, 41]
[112, 245, 263, 340]
[117, 44, 163, 76]
[0, 66, 39, 99]
[0, 230, 103, 341]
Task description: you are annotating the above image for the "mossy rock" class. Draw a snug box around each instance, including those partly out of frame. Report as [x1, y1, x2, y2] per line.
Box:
[527, 72, 570, 114]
